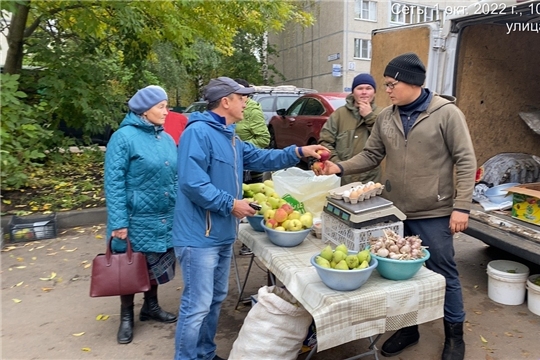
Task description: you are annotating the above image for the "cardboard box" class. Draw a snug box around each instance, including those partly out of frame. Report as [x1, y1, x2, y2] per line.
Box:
[507, 183, 540, 226]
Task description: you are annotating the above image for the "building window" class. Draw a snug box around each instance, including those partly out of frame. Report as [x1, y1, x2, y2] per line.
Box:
[355, 0, 377, 21]
[354, 39, 371, 60]
[390, 1, 441, 25]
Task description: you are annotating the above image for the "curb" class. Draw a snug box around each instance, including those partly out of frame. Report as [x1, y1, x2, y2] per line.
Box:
[2, 207, 107, 245]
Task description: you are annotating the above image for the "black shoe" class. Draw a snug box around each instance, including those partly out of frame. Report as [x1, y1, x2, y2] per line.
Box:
[213, 356, 227, 360]
[381, 325, 419, 357]
[140, 296, 177, 323]
[442, 321, 465, 360]
[117, 305, 134, 344]
[239, 244, 253, 256]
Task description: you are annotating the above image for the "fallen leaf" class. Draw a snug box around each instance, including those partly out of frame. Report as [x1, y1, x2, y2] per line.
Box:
[96, 314, 104, 320]
[101, 315, 110, 320]
[84, 263, 91, 269]
[15, 266, 26, 269]
[473, 310, 482, 315]
[42, 287, 54, 292]
[72, 332, 85, 337]
[12, 299, 22, 303]
[36, 245, 45, 249]
[60, 245, 66, 250]
[95, 234, 103, 239]
[480, 335, 488, 343]
[15, 281, 24, 287]
[65, 248, 78, 252]
[28, 248, 34, 252]
[32, 257, 36, 260]
[3, 199, 12, 204]
[504, 332, 513, 337]
[50, 272, 57, 279]
[81, 348, 91, 352]
[474, 285, 479, 289]
[47, 252, 58, 256]
[81, 260, 88, 264]
[2, 246, 19, 252]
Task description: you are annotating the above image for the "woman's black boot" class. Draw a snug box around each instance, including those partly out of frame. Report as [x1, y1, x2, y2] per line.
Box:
[117, 305, 134, 344]
[139, 296, 177, 323]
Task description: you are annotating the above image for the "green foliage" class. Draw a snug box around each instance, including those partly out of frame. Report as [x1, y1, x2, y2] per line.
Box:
[0, 74, 53, 190]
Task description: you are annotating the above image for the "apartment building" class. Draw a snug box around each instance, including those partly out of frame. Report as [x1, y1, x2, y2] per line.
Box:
[268, 0, 476, 92]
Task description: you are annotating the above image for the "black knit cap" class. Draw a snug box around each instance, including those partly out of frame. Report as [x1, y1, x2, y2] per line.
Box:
[383, 52, 426, 86]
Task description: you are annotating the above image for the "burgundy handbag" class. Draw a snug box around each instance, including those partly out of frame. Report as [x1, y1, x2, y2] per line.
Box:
[89, 236, 151, 297]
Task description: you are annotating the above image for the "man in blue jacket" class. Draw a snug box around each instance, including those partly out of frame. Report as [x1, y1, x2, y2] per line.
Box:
[172, 77, 328, 360]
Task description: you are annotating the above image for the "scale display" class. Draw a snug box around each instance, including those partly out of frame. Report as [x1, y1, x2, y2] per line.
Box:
[324, 196, 406, 228]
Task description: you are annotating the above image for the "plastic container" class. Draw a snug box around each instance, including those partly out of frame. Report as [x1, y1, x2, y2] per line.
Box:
[487, 260, 529, 305]
[484, 183, 520, 203]
[372, 249, 430, 281]
[261, 219, 311, 247]
[310, 251, 378, 291]
[246, 215, 265, 232]
[322, 212, 403, 252]
[9, 213, 57, 243]
[526, 274, 540, 316]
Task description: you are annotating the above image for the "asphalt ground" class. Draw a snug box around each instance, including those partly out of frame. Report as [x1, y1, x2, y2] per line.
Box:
[1, 210, 540, 360]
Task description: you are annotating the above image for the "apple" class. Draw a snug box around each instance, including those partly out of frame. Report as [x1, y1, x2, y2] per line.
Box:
[253, 192, 267, 205]
[281, 219, 291, 230]
[275, 226, 286, 231]
[312, 161, 325, 171]
[316, 149, 330, 162]
[299, 213, 313, 228]
[287, 211, 301, 220]
[280, 203, 294, 215]
[263, 209, 276, 221]
[287, 219, 303, 231]
[266, 218, 278, 229]
[274, 208, 288, 223]
[277, 198, 288, 208]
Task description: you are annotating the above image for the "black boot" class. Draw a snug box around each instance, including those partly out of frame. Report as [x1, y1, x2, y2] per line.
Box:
[139, 296, 177, 323]
[117, 305, 134, 344]
[442, 321, 465, 360]
[381, 325, 420, 357]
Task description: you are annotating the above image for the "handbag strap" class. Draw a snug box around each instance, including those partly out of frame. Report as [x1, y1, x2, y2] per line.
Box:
[106, 236, 135, 265]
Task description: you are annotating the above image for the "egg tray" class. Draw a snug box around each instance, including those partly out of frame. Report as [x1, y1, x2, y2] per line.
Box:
[328, 182, 384, 204]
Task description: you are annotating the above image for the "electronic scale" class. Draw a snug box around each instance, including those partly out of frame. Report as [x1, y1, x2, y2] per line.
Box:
[323, 196, 406, 229]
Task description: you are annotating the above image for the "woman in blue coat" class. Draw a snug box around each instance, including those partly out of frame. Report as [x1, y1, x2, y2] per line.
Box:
[105, 85, 178, 344]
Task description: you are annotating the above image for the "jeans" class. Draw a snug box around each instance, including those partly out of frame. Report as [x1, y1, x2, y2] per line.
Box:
[404, 216, 465, 323]
[174, 244, 232, 360]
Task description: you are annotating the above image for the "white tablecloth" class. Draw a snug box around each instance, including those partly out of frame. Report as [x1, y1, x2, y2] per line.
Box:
[238, 224, 445, 352]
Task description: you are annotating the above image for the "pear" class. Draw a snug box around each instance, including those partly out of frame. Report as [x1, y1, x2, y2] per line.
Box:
[335, 243, 348, 255]
[333, 250, 347, 263]
[267, 197, 281, 209]
[315, 256, 331, 268]
[320, 245, 333, 262]
[346, 254, 359, 269]
[253, 192, 267, 205]
[242, 183, 249, 192]
[335, 260, 349, 271]
[248, 183, 265, 194]
[358, 260, 369, 269]
[357, 249, 371, 264]
[264, 179, 274, 188]
[258, 202, 272, 216]
[330, 260, 337, 268]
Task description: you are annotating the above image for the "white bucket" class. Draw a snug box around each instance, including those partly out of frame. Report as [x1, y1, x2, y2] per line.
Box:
[486, 260, 529, 305]
[526, 275, 540, 316]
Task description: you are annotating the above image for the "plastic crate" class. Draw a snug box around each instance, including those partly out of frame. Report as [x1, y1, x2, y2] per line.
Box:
[9, 213, 57, 243]
[321, 212, 403, 252]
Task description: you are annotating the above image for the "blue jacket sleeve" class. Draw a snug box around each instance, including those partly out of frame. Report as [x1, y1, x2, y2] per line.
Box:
[104, 132, 130, 230]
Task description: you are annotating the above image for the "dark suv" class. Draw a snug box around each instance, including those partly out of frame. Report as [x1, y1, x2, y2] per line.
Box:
[250, 85, 317, 125]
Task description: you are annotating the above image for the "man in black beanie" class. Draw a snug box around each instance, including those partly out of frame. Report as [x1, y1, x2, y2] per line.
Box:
[313, 52, 476, 360]
[318, 73, 381, 185]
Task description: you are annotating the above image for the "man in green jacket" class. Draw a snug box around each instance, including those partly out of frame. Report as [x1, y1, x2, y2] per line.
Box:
[318, 73, 381, 185]
[314, 53, 476, 360]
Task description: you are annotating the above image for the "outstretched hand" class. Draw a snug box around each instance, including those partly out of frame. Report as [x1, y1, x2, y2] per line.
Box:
[298, 145, 330, 159]
[311, 160, 342, 176]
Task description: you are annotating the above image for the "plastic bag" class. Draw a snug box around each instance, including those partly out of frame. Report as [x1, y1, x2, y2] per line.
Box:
[272, 167, 340, 218]
[229, 286, 312, 360]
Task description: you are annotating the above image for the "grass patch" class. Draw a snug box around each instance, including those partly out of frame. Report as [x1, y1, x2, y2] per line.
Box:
[1, 149, 105, 216]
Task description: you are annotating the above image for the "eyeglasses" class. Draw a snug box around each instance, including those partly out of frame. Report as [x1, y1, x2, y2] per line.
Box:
[383, 80, 399, 90]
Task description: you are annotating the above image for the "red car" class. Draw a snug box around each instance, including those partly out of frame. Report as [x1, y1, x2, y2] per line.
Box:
[268, 93, 347, 149]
